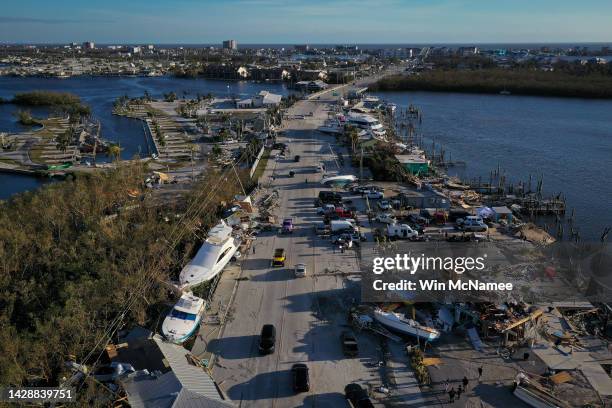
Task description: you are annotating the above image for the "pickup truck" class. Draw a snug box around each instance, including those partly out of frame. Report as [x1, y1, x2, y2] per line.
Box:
[272, 248, 286, 267]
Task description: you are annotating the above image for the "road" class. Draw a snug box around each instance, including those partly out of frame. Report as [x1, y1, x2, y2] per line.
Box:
[211, 94, 384, 407]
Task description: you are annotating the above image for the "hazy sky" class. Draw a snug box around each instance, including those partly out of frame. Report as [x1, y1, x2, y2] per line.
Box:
[1, 0, 612, 44]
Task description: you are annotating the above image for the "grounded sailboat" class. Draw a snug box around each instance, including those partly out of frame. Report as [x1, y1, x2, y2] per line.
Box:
[179, 220, 240, 289]
[161, 292, 206, 344]
[373, 308, 440, 342]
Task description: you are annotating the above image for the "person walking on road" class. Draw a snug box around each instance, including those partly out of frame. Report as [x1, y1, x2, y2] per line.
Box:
[252, 245, 256, 254]
[462, 376, 469, 389]
[448, 387, 455, 403]
[456, 385, 463, 399]
[443, 379, 450, 393]
[478, 366, 483, 381]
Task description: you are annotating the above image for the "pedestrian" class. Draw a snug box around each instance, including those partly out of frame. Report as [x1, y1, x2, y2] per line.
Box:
[340, 245, 345, 253]
[456, 385, 462, 399]
[523, 352, 530, 361]
[252, 245, 256, 254]
[462, 376, 469, 389]
[443, 379, 450, 393]
[478, 366, 483, 380]
[448, 387, 455, 403]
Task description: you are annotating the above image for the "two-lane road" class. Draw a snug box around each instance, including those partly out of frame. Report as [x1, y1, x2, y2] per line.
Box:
[211, 99, 380, 407]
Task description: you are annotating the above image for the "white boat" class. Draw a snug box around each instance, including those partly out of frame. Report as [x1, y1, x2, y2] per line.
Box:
[318, 119, 344, 135]
[373, 308, 440, 341]
[320, 174, 357, 187]
[162, 292, 206, 344]
[179, 221, 240, 289]
[346, 113, 386, 138]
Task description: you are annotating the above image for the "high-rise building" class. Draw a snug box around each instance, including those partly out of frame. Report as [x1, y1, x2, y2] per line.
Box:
[83, 41, 95, 50]
[222, 40, 237, 50]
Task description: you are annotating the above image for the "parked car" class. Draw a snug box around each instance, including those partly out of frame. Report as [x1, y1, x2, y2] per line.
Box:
[259, 324, 276, 354]
[377, 200, 392, 210]
[294, 263, 306, 278]
[341, 331, 359, 357]
[408, 214, 429, 226]
[345, 383, 374, 408]
[460, 219, 488, 232]
[318, 191, 343, 204]
[292, 363, 310, 392]
[289, 170, 295, 177]
[376, 213, 397, 224]
[294, 155, 300, 162]
[317, 204, 336, 215]
[366, 190, 384, 199]
[456, 215, 483, 226]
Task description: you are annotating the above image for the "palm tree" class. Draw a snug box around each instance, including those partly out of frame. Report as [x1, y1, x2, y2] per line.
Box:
[108, 144, 121, 162]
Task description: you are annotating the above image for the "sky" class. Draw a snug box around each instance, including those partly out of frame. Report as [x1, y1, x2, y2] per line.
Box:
[1, 0, 612, 44]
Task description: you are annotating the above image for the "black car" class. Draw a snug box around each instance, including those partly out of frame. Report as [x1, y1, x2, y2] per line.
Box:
[345, 383, 374, 408]
[318, 191, 343, 204]
[259, 324, 276, 354]
[294, 155, 300, 162]
[291, 363, 310, 392]
[341, 331, 359, 357]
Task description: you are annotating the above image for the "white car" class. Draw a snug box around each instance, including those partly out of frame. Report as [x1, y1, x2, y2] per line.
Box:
[456, 215, 483, 226]
[376, 213, 397, 224]
[377, 200, 392, 210]
[294, 263, 306, 278]
[461, 220, 488, 232]
[366, 190, 384, 199]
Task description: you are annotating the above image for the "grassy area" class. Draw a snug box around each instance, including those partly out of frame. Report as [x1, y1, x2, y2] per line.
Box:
[0, 164, 249, 403]
[251, 148, 270, 182]
[370, 69, 612, 99]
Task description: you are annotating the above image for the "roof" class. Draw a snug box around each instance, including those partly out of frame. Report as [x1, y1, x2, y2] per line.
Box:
[121, 370, 235, 408]
[115, 329, 234, 407]
[492, 206, 513, 214]
[152, 335, 223, 399]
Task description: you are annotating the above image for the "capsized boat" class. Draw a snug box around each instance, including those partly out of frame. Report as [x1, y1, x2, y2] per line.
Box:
[373, 308, 440, 341]
[162, 292, 206, 344]
[179, 220, 240, 289]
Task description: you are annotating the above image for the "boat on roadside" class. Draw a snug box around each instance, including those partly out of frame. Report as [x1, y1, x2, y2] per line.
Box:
[373, 308, 440, 342]
[178, 220, 240, 289]
[162, 292, 206, 344]
[318, 119, 344, 135]
[320, 174, 357, 187]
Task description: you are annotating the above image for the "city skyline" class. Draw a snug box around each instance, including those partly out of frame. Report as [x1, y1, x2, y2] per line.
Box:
[1, 0, 612, 44]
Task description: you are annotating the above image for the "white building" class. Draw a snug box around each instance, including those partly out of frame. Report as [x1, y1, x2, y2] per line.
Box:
[222, 40, 237, 50]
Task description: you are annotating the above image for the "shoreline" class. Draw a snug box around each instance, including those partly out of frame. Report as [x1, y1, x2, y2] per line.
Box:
[369, 71, 612, 99]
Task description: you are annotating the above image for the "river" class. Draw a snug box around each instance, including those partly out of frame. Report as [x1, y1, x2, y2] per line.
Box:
[0, 76, 289, 200]
[374, 91, 612, 241]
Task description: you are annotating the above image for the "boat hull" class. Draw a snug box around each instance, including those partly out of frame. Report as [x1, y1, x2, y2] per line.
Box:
[373, 310, 440, 342]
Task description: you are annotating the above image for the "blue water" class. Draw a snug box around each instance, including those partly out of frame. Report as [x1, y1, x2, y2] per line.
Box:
[0, 76, 288, 200]
[374, 91, 612, 241]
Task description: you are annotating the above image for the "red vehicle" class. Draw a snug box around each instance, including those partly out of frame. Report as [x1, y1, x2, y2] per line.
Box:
[335, 207, 355, 219]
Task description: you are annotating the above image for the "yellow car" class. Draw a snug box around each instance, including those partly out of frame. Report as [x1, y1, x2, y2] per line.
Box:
[272, 248, 286, 267]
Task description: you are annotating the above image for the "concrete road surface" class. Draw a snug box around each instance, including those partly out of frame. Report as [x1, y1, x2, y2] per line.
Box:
[211, 96, 385, 407]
